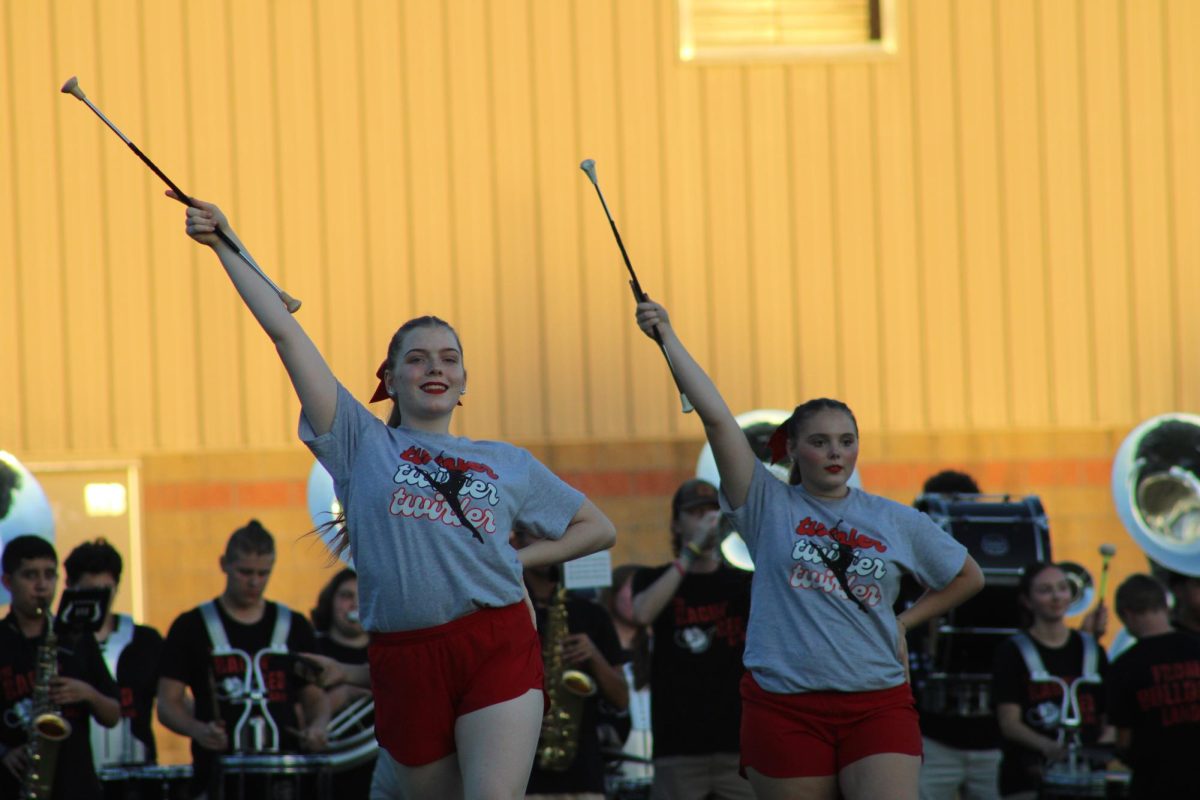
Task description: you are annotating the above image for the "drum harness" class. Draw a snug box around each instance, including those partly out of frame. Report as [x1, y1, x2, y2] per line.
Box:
[91, 614, 146, 767]
[1010, 631, 1102, 766]
[199, 601, 292, 754]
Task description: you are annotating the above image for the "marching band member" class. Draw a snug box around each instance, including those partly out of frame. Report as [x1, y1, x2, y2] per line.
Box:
[156, 520, 329, 798]
[992, 562, 1111, 800]
[173, 195, 616, 800]
[0, 536, 119, 800]
[914, 471, 1002, 800]
[311, 568, 370, 710]
[514, 527, 628, 800]
[63, 539, 164, 769]
[631, 298, 983, 800]
[311, 568, 373, 798]
[629, 478, 753, 800]
[1107, 574, 1200, 800]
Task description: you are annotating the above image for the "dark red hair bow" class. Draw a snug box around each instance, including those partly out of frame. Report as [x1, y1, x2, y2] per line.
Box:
[767, 419, 792, 463]
[369, 361, 390, 403]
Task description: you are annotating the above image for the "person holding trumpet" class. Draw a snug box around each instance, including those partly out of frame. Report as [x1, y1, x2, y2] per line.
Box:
[173, 195, 616, 800]
[631, 298, 984, 800]
[629, 478, 754, 800]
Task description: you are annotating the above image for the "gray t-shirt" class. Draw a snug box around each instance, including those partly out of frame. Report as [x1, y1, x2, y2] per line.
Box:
[722, 461, 967, 694]
[301, 382, 585, 632]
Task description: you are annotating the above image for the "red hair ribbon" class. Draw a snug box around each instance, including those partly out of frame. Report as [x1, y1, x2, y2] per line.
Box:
[767, 420, 791, 464]
[369, 361, 390, 403]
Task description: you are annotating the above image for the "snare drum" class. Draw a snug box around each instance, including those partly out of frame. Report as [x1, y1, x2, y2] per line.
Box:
[99, 764, 192, 800]
[1039, 764, 1107, 799]
[608, 776, 653, 800]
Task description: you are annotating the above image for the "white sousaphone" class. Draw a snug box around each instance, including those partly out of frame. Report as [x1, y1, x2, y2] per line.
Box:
[306, 460, 352, 567]
[1112, 413, 1200, 577]
[696, 409, 863, 572]
[1108, 413, 1200, 659]
[0, 451, 56, 606]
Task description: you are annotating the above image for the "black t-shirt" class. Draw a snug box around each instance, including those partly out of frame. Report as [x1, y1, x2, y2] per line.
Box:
[1107, 631, 1200, 800]
[98, 620, 163, 764]
[526, 591, 625, 795]
[631, 563, 751, 758]
[158, 600, 317, 791]
[992, 630, 1108, 796]
[313, 634, 368, 665]
[0, 613, 119, 800]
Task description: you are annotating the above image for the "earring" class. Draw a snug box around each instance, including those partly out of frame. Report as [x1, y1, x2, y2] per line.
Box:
[460, 388, 467, 396]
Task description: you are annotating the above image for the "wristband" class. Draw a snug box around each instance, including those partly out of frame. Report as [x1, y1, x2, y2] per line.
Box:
[685, 542, 704, 557]
[673, 559, 687, 577]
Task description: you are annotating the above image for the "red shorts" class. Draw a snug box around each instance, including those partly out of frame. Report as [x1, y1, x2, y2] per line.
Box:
[368, 602, 544, 766]
[739, 673, 922, 778]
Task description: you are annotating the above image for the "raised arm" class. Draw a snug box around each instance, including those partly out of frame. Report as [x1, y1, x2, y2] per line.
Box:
[172, 192, 337, 435]
[634, 299, 757, 507]
[631, 509, 722, 625]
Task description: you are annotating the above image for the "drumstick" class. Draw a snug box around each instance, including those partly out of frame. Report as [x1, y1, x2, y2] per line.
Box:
[60, 76, 301, 313]
[1097, 543, 1116, 603]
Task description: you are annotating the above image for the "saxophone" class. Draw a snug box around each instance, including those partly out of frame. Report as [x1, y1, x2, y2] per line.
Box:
[21, 604, 71, 800]
[536, 584, 596, 772]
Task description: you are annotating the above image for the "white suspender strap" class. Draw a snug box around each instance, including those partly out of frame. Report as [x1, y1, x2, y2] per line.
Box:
[269, 605, 291, 650]
[91, 614, 145, 768]
[1079, 632, 1100, 679]
[1011, 632, 1051, 681]
[200, 600, 232, 652]
[100, 613, 136, 678]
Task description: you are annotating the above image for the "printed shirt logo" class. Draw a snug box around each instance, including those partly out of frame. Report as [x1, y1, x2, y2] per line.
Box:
[212, 652, 289, 704]
[1136, 660, 1200, 727]
[389, 446, 502, 539]
[789, 516, 890, 610]
[675, 627, 714, 654]
[670, 598, 747, 654]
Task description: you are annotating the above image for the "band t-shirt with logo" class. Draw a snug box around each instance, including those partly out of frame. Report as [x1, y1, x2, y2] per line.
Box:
[1106, 631, 1200, 800]
[721, 461, 968, 694]
[0, 614, 118, 800]
[631, 562, 751, 757]
[158, 600, 317, 792]
[992, 630, 1108, 796]
[301, 382, 585, 632]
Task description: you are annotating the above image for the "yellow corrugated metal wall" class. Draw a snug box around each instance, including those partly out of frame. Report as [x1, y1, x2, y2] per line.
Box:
[2, 0, 1198, 458]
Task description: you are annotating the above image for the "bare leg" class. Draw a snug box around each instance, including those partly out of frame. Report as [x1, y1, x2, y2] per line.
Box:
[455, 688, 544, 800]
[377, 750, 463, 800]
[838, 753, 920, 800]
[745, 768, 838, 800]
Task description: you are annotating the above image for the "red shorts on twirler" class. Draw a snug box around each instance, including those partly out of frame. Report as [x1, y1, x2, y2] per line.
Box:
[368, 601, 544, 766]
[739, 672, 922, 778]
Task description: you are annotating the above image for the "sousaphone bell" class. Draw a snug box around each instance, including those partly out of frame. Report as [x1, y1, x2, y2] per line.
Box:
[1112, 413, 1200, 576]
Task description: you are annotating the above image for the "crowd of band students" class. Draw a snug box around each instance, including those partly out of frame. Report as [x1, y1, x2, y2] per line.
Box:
[3, 473, 1200, 800]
